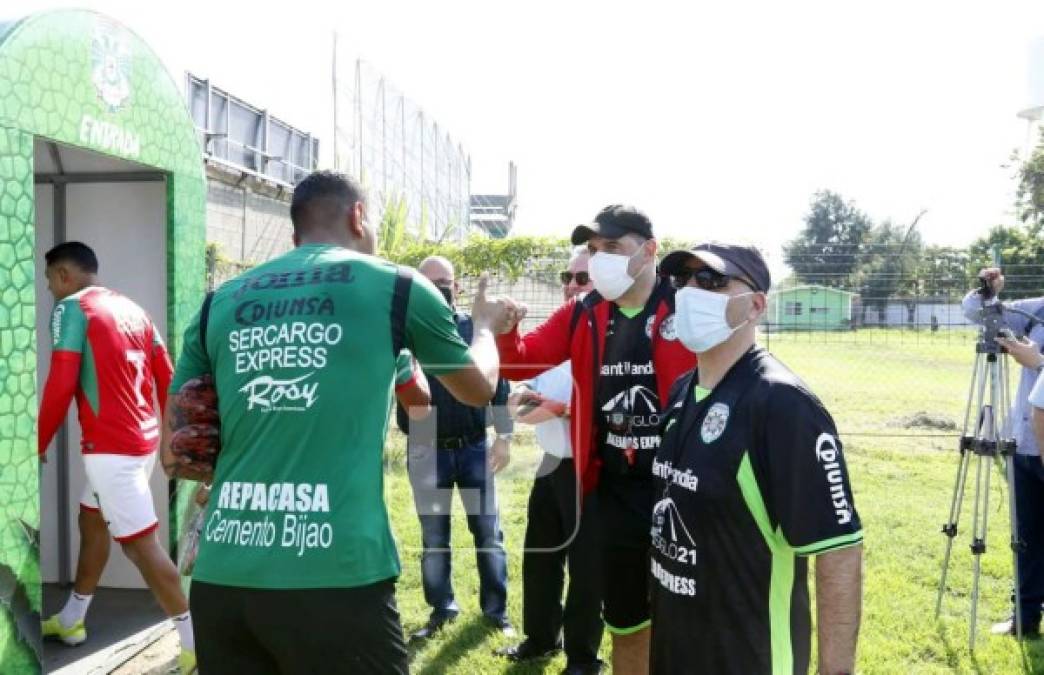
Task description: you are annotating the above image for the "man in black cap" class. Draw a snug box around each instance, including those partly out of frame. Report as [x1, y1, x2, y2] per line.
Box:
[493, 206, 697, 675]
[650, 242, 863, 674]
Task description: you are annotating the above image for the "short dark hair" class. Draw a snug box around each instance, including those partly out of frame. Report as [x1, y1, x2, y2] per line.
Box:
[45, 241, 99, 273]
[290, 171, 365, 232]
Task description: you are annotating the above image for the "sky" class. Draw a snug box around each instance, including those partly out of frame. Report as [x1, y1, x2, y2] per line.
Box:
[10, 0, 1044, 262]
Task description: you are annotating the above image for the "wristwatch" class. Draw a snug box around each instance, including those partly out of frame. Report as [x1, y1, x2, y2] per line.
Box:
[496, 433, 513, 442]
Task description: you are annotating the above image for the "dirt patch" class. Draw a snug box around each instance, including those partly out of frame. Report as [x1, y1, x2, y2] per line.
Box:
[894, 411, 959, 431]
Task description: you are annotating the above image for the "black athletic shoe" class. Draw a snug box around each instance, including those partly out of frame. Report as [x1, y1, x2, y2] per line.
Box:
[990, 616, 1041, 639]
[410, 614, 456, 642]
[494, 638, 562, 661]
[562, 660, 605, 675]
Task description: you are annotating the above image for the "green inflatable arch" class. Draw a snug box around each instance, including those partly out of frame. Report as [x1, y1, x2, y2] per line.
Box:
[0, 9, 206, 672]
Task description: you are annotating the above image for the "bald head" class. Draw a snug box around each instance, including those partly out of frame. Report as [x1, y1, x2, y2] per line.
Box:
[419, 256, 455, 284]
[564, 246, 593, 301]
[419, 256, 457, 307]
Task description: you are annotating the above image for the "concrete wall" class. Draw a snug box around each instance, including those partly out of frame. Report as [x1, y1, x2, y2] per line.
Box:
[205, 173, 294, 266]
[859, 302, 974, 328]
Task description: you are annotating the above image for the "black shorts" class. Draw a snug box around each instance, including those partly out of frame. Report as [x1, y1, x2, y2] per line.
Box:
[591, 484, 653, 634]
[190, 579, 407, 675]
[602, 545, 652, 634]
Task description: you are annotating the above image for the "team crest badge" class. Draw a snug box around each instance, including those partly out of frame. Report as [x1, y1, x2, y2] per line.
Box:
[701, 403, 730, 443]
[659, 315, 677, 341]
[645, 315, 656, 339]
[91, 21, 132, 112]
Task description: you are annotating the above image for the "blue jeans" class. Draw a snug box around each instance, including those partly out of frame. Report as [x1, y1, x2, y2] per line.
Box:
[407, 438, 508, 622]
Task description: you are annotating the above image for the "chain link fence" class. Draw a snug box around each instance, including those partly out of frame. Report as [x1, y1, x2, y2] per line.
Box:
[333, 54, 471, 242]
[203, 242, 1042, 441]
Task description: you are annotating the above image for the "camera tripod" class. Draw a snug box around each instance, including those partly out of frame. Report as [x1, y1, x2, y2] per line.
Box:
[935, 304, 1022, 651]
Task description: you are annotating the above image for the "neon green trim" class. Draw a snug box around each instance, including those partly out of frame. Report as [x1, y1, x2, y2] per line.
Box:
[793, 531, 864, 556]
[618, 306, 644, 319]
[737, 452, 793, 675]
[693, 385, 712, 402]
[605, 618, 651, 636]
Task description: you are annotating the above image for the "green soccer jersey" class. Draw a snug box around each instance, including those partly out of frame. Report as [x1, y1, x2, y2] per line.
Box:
[170, 244, 472, 589]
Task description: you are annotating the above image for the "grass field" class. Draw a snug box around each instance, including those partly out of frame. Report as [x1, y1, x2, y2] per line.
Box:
[386, 329, 1044, 674]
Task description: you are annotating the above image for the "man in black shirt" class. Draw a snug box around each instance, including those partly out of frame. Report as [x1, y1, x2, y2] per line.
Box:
[651, 242, 863, 674]
[397, 256, 515, 640]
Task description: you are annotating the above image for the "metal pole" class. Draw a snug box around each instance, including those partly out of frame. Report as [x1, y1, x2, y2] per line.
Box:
[381, 78, 387, 198]
[419, 112, 425, 238]
[970, 450, 986, 652]
[53, 182, 71, 586]
[356, 59, 364, 180]
[332, 32, 339, 170]
[936, 441, 972, 617]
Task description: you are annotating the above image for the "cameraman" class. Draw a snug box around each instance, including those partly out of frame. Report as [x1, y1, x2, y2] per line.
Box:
[963, 267, 1044, 637]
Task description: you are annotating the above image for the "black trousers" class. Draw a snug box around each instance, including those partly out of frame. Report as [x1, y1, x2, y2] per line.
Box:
[522, 455, 604, 665]
[190, 579, 408, 675]
[1014, 455, 1044, 626]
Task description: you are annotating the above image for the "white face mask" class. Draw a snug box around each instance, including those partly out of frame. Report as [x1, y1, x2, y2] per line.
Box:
[589, 248, 647, 301]
[675, 287, 753, 354]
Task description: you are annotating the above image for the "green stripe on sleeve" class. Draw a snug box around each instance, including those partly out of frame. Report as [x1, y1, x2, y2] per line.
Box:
[793, 531, 864, 557]
[605, 618, 651, 636]
[736, 452, 794, 675]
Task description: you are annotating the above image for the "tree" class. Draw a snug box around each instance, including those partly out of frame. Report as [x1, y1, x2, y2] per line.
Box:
[967, 224, 1044, 299]
[855, 219, 923, 324]
[915, 246, 970, 300]
[1018, 128, 1044, 228]
[784, 191, 873, 287]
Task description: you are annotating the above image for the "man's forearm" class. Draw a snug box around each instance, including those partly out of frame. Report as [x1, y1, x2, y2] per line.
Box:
[815, 545, 863, 675]
[469, 324, 501, 394]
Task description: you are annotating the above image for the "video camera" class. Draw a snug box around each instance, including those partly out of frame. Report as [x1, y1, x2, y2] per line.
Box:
[974, 273, 1011, 351]
[973, 271, 1044, 352]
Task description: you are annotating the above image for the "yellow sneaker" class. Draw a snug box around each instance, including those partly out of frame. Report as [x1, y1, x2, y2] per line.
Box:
[178, 649, 197, 674]
[41, 614, 86, 646]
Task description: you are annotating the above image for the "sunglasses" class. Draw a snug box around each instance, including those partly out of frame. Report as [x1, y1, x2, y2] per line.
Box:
[671, 268, 756, 292]
[560, 271, 591, 286]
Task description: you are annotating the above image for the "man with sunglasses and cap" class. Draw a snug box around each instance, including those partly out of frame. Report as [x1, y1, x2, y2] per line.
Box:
[490, 206, 697, 675]
[651, 242, 863, 675]
[497, 246, 604, 674]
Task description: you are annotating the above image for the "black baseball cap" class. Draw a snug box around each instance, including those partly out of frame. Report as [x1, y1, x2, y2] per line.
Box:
[571, 204, 654, 245]
[660, 242, 772, 293]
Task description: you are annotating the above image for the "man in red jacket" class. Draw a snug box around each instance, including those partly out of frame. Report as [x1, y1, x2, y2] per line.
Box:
[493, 205, 696, 674]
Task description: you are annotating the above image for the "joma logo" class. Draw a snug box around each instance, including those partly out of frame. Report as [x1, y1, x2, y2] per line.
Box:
[240, 373, 319, 411]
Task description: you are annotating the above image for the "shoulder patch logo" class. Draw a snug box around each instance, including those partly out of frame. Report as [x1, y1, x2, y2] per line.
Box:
[51, 304, 66, 347]
[659, 314, 678, 341]
[700, 402, 730, 444]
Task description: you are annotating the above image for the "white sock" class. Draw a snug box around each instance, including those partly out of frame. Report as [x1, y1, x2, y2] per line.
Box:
[173, 611, 194, 652]
[58, 592, 92, 629]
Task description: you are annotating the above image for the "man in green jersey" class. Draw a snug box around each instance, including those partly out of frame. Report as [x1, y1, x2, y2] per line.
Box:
[162, 171, 502, 675]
